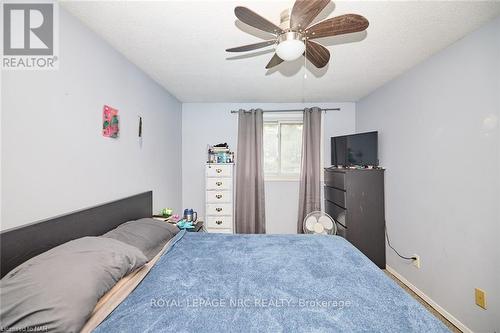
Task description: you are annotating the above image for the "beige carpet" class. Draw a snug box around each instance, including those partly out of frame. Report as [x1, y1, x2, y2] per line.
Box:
[384, 270, 461, 332]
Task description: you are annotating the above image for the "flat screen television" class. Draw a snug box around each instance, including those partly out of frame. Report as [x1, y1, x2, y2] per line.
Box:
[331, 131, 378, 166]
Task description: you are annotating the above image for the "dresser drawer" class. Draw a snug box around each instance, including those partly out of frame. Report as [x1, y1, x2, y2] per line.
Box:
[206, 228, 233, 234]
[335, 221, 347, 238]
[206, 203, 232, 216]
[207, 216, 233, 229]
[206, 191, 232, 203]
[325, 200, 347, 227]
[206, 178, 232, 190]
[206, 164, 232, 178]
[324, 186, 346, 208]
[324, 171, 345, 190]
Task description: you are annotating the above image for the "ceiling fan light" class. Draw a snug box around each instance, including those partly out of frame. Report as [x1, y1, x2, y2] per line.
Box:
[276, 32, 305, 61]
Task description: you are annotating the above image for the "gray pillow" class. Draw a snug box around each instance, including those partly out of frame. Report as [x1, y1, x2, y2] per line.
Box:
[103, 218, 179, 261]
[0, 237, 147, 333]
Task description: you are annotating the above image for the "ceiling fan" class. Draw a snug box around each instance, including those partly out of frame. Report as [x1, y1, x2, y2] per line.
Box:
[226, 0, 369, 69]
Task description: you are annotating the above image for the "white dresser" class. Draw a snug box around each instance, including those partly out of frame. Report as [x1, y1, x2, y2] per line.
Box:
[205, 163, 235, 233]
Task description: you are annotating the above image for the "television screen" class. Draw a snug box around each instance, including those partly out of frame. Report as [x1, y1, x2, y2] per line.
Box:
[331, 131, 378, 166]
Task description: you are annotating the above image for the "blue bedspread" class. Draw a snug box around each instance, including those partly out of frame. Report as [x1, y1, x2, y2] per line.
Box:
[94, 231, 449, 332]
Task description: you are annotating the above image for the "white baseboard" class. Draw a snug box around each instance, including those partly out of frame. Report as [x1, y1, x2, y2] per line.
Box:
[386, 265, 472, 333]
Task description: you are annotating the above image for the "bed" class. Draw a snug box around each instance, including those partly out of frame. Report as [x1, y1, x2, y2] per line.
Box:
[0, 192, 449, 332]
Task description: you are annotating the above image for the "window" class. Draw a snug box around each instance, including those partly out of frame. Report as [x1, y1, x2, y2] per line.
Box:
[263, 115, 303, 179]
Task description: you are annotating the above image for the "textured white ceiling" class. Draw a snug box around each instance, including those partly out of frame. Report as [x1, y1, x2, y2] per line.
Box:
[60, 1, 500, 103]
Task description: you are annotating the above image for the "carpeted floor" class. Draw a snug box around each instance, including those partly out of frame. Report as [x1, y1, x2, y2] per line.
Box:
[384, 270, 461, 333]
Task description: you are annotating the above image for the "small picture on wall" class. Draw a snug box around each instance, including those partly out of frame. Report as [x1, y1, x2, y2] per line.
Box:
[138, 116, 142, 137]
[102, 105, 119, 138]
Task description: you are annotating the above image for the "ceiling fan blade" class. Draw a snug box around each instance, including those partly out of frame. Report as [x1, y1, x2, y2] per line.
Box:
[307, 14, 369, 39]
[235, 6, 283, 35]
[290, 0, 331, 30]
[305, 41, 330, 68]
[226, 40, 276, 52]
[265, 54, 284, 69]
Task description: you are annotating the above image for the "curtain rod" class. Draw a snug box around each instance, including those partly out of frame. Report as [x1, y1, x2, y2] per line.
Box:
[230, 108, 340, 114]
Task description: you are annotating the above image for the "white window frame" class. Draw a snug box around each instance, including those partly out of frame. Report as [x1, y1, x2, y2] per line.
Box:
[264, 120, 303, 181]
[263, 111, 325, 182]
[263, 113, 304, 181]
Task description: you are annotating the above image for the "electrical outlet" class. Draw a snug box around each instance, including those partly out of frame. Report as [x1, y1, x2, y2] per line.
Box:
[412, 255, 421, 269]
[475, 288, 487, 309]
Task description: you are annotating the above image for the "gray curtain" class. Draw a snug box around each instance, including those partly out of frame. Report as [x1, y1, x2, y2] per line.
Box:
[235, 109, 266, 234]
[297, 107, 322, 233]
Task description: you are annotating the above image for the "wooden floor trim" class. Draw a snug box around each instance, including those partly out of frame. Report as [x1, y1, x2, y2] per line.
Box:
[386, 265, 472, 333]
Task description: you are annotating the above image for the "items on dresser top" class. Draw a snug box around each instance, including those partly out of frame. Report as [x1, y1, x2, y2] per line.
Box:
[324, 167, 386, 268]
[205, 163, 235, 233]
[207, 143, 235, 164]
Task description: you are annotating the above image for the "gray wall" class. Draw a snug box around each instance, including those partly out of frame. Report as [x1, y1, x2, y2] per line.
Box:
[356, 17, 500, 332]
[1, 9, 183, 230]
[181, 102, 355, 234]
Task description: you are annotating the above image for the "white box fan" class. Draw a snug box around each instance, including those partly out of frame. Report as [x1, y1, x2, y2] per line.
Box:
[303, 211, 337, 235]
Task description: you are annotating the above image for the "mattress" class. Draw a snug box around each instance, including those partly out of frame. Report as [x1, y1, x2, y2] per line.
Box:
[93, 231, 449, 332]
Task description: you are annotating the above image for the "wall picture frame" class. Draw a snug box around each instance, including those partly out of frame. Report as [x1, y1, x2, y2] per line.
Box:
[102, 105, 119, 138]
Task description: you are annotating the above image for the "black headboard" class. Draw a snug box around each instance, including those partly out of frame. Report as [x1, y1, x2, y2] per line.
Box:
[0, 191, 152, 278]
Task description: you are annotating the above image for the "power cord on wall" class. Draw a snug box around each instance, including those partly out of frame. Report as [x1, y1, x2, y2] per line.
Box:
[385, 225, 417, 261]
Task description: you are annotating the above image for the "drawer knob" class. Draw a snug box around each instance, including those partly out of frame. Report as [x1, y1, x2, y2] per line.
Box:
[216, 181, 222, 186]
[216, 169, 222, 173]
[216, 220, 222, 225]
[216, 194, 222, 199]
[216, 207, 223, 212]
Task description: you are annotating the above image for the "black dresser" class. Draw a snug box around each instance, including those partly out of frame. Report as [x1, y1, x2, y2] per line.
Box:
[324, 167, 386, 268]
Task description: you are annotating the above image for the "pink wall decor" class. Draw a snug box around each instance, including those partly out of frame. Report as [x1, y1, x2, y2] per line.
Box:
[102, 105, 119, 138]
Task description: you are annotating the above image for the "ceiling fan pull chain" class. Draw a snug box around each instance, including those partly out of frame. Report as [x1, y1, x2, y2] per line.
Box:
[301, 38, 307, 104]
